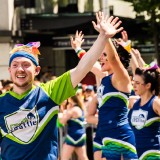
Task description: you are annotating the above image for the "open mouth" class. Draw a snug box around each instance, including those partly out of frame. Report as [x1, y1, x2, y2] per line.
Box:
[100, 63, 105, 67]
[16, 75, 26, 78]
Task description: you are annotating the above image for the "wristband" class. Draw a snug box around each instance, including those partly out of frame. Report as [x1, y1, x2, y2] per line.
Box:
[75, 47, 82, 53]
[76, 48, 86, 59]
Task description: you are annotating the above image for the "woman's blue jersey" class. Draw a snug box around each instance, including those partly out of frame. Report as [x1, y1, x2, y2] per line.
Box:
[97, 74, 138, 159]
[128, 95, 160, 159]
[65, 108, 86, 147]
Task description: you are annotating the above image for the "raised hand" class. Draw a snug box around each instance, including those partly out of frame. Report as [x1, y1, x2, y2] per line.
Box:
[131, 48, 141, 58]
[92, 12, 103, 33]
[116, 30, 128, 45]
[97, 11, 123, 38]
[115, 30, 131, 52]
[70, 30, 84, 50]
[131, 48, 146, 68]
[121, 30, 128, 42]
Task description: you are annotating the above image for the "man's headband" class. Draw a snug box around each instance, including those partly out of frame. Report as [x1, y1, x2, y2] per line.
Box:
[9, 51, 39, 66]
[9, 42, 40, 66]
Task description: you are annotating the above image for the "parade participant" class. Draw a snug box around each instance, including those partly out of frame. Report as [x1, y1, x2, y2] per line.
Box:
[115, 30, 148, 75]
[0, 12, 123, 160]
[128, 65, 160, 159]
[118, 31, 160, 159]
[86, 94, 105, 160]
[71, 12, 138, 159]
[60, 95, 88, 160]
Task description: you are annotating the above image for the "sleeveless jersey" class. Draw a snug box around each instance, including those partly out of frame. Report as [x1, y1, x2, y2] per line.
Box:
[93, 122, 102, 153]
[0, 71, 77, 160]
[128, 95, 160, 159]
[97, 74, 138, 159]
[65, 107, 86, 147]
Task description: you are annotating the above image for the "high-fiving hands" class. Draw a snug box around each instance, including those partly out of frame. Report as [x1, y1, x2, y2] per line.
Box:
[92, 11, 123, 38]
[71, 11, 124, 50]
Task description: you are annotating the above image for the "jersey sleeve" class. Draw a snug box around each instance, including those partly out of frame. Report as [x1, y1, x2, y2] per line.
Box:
[40, 71, 77, 105]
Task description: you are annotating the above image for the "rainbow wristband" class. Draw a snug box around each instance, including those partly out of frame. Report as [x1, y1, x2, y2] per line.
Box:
[76, 48, 86, 59]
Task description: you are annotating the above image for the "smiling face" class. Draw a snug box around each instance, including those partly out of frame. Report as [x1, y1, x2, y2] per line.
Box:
[99, 48, 112, 72]
[8, 57, 40, 91]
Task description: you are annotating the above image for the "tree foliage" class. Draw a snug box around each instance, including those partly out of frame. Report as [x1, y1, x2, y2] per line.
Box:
[123, 0, 160, 65]
[123, 0, 160, 21]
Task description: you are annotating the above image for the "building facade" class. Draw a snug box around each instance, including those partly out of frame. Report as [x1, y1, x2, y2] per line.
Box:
[0, 0, 153, 80]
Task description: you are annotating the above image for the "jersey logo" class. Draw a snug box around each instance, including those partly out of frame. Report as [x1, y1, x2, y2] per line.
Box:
[97, 84, 105, 105]
[5, 106, 39, 143]
[131, 109, 148, 129]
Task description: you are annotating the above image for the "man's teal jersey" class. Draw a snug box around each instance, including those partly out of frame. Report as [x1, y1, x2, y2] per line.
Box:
[0, 71, 77, 160]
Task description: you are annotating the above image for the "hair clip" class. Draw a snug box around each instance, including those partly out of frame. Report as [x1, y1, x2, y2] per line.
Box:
[145, 64, 159, 71]
[26, 42, 40, 48]
[14, 44, 24, 47]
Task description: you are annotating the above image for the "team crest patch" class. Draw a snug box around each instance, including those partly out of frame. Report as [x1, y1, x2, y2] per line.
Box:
[4, 107, 39, 143]
[97, 84, 105, 105]
[131, 109, 148, 129]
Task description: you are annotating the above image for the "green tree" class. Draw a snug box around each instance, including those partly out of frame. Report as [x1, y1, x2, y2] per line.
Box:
[123, 0, 160, 65]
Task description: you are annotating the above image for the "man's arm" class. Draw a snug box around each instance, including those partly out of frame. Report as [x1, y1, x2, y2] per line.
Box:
[70, 30, 106, 80]
[70, 12, 123, 88]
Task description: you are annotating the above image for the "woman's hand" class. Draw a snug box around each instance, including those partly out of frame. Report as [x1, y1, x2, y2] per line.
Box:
[93, 11, 123, 38]
[92, 11, 102, 33]
[70, 30, 84, 50]
[131, 48, 141, 58]
[115, 30, 131, 52]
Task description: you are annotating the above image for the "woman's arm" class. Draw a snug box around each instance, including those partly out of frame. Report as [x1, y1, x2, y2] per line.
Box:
[59, 110, 72, 125]
[85, 94, 98, 125]
[59, 107, 82, 125]
[128, 95, 140, 109]
[153, 98, 160, 116]
[70, 31, 106, 80]
[131, 48, 146, 68]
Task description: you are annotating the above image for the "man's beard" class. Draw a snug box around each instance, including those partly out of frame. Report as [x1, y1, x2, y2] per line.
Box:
[14, 81, 30, 88]
[11, 76, 32, 88]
